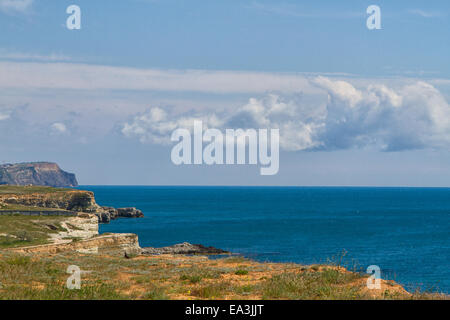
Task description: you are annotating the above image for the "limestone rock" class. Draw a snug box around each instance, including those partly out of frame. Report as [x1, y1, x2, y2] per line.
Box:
[117, 207, 144, 218]
[96, 206, 144, 223]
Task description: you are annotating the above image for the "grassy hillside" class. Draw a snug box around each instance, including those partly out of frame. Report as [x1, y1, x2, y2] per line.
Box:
[0, 215, 67, 248]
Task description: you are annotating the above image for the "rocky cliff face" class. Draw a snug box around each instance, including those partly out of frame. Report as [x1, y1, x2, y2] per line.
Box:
[0, 189, 100, 212]
[0, 187, 144, 223]
[0, 162, 78, 187]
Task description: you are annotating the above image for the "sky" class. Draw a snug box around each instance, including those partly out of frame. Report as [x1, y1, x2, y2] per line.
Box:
[0, 0, 450, 186]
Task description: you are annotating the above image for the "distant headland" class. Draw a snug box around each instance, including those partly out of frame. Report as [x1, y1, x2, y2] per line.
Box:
[0, 162, 78, 187]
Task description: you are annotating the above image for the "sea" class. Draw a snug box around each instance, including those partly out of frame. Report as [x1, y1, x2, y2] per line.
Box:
[78, 186, 450, 294]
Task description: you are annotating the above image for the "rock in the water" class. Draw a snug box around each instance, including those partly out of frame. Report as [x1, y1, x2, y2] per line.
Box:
[117, 207, 144, 218]
[141, 242, 229, 255]
[0, 162, 77, 187]
[96, 206, 143, 223]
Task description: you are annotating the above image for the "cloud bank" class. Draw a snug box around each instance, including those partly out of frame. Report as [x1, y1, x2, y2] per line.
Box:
[0, 61, 319, 94]
[122, 77, 450, 152]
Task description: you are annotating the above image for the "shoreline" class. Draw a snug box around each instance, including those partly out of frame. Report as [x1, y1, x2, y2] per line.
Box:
[0, 185, 448, 299]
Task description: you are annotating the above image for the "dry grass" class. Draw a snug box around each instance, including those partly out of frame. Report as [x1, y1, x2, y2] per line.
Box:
[0, 247, 447, 300]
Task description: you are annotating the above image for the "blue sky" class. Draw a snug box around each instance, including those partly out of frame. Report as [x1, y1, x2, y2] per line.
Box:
[0, 0, 449, 186]
[1, 0, 449, 75]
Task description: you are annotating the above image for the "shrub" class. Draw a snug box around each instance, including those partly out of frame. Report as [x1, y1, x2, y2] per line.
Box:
[235, 269, 249, 276]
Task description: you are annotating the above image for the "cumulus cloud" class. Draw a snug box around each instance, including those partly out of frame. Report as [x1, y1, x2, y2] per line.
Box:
[0, 0, 33, 14]
[313, 78, 450, 151]
[122, 77, 450, 152]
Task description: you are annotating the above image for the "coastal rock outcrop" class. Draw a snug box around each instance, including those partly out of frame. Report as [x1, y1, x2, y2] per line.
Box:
[0, 162, 78, 187]
[117, 207, 144, 218]
[141, 242, 229, 255]
[97, 206, 144, 223]
[0, 186, 144, 224]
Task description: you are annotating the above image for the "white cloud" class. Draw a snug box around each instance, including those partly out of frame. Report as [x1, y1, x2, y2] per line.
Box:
[0, 61, 320, 94]
[0, 0, 33, 14]
[311, 78, 450, 151]
[313, 76, 363, 107]
[122, 107, 223, 145]
[123, 77, 450, 152]
[0, 113, 9, 120]
[2, 59, 449, 153]
[50, 122, 67, 134]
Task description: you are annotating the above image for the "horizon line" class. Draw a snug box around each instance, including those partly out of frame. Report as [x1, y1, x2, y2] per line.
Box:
[75, 185, 450, 189]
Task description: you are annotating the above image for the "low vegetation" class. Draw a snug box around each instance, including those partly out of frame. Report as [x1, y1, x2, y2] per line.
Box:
[0, 246, 448, 300]
[0, 185, 73, 195]
[0, 214, 447, 300]
[0, 215, 66, 248]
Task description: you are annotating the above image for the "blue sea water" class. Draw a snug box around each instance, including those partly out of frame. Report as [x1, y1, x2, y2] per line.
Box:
[79, 186, 450, 294]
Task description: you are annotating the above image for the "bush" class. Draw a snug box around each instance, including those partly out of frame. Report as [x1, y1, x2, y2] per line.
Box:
[235, 269, 249, 276]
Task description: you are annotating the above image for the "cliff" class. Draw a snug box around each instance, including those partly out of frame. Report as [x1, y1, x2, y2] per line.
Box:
[0, 162, 78, 187]
[0, 187, 100, 212]
[0, 186, 144, 223]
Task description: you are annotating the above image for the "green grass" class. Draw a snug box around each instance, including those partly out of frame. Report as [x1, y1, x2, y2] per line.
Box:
[261, 270, 364, 300]
[0, 215, 67, 248]
[180, 274, 203, 283]
[0, 252, 126, 300]
[232, 284, 258, 296]
[235, 269, 249, 276]
[142, 285, 169, 300]
[191, 282, 231, 299]
[179, 267, 222, 284]
[0, 185, 73, 195]
[1, 283, 125, 300]
[0, 248, 447, 300]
